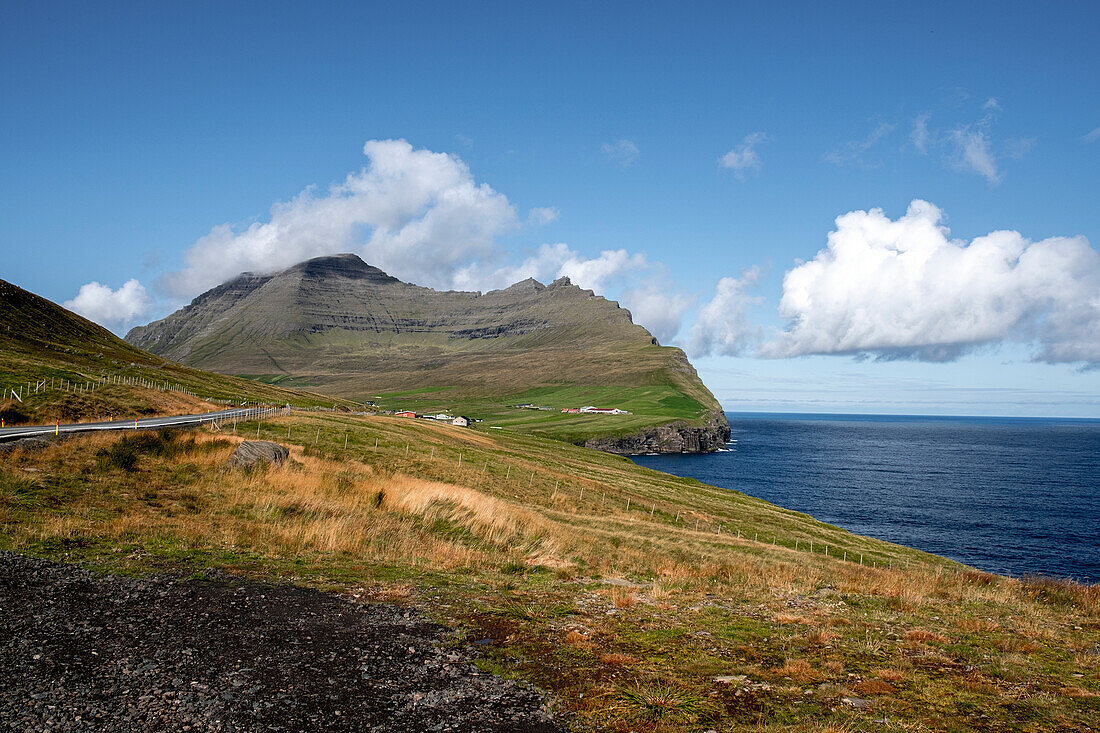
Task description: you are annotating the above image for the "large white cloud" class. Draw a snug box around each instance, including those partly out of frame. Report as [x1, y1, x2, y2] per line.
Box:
[63, 279, 153, 334]
[762, 200, 1100, 365]
[687, 268, 761, 357]
[158, 139, 519, 297]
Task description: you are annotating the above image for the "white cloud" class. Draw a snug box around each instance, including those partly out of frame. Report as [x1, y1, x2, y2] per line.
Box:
[1006, 137, 1037, 159]
[762, 200, 1100, 366]
[64, 279, 153, 334]
[948, 126, 1001, 184]
[687, 268, 762, 357]
[558, 248, 649, 293]
[601, 139, 640, 167]
[159, 139, 518, 297]
[527, 206, 560, 226]
[620, 285, 691, 345]
[1084, 126, 1100, 142]
[453, 243, 647, 294]
[823, 122, 894, 167]
[451, 243, 688, 343]
[911, 100, 1029, 184]
[719, 132, 769, 177]
[910, 113, 932, 155]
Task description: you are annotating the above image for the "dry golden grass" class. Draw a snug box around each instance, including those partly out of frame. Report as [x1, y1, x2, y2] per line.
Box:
[851, 679, 896, 695]
[650, 582, 675, 601]
[958, 617, 1001, 633]
[806, 628, 839, 646]
[375, 585, 411, 602]
[775, 612, 811, 625]
[612, 587, 640, 609]
[904, 629, 948, 643]
[564, 630, 597, 651]
[774, 659, 817, 683]
[996, 637, 1042, 654]
[600, 653, 637, 665]
[875, 668, 907, 683]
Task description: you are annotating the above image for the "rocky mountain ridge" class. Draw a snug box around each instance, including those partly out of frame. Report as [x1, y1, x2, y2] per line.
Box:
[127, 254, 729, 453]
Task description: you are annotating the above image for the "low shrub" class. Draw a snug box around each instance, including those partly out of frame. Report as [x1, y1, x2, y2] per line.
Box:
[0, 404, 30, 425]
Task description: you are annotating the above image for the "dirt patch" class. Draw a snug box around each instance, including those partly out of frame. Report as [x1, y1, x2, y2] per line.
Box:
[0, 554, 561, 732]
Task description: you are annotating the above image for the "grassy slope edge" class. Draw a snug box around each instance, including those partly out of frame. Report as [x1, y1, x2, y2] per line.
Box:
[0, 278, 360, 425]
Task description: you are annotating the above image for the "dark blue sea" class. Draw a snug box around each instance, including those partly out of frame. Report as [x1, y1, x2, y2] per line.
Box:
[632, 412, 1100, 584]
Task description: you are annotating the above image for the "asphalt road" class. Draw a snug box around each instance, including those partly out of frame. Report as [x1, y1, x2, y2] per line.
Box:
[0, 407, 280, 442]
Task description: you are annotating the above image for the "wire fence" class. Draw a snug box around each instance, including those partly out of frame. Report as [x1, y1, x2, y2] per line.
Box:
[255, 417, 919, 574]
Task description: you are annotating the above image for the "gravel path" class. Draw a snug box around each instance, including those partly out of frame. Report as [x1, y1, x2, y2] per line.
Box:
[0, 554, 563, 732]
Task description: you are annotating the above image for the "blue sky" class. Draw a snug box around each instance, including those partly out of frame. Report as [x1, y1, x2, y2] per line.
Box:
[3, 1, 1099, 415]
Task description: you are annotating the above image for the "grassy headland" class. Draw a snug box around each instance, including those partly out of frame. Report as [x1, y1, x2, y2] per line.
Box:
[2, 412, 1097, 731]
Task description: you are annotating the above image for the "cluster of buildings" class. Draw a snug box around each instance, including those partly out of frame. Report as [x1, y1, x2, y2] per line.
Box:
[394, 411, 471, 427]
[561, 406, 631, 415]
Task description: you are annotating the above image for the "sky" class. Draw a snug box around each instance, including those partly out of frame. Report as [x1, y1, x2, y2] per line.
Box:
[2, 1, 1099, 416]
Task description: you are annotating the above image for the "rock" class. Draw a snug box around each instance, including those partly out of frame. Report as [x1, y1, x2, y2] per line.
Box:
[0, 553, 563, 732]
[713, 675, 747, 684]
[583, 411, 731, 455]
[842, 696, 873, 709]
[0, 437, 56, 455]
[226, 441, 289, 468]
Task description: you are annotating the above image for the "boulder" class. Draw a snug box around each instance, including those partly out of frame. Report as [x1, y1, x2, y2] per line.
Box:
[226, 440, 289, 468]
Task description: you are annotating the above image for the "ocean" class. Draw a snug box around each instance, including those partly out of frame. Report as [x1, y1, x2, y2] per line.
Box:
[631, 412, 1100, 584]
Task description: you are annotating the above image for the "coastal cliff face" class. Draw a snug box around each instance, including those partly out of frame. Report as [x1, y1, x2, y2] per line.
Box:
[583, 411, 731, 455]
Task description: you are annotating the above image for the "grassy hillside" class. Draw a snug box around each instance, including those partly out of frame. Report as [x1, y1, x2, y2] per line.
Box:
[125, 255, 725, 445]
[2, 412, 1097, 731]
[0, 278, 360, 425]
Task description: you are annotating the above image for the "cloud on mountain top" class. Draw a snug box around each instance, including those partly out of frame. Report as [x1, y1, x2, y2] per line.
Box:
[158, 139, 520, 297]
[762, 200, 1100, 366]
[72, 139, 689, 341]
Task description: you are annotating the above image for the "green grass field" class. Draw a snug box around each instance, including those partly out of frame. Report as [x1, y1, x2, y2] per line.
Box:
[370, 384, 712, 444]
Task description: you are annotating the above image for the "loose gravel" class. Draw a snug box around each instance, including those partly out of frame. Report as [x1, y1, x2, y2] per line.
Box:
[0, 554, 562, 732]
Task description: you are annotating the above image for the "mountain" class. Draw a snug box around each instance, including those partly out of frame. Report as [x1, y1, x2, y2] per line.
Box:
[0, 278, 354, 423]
[126, 254, 730, 452]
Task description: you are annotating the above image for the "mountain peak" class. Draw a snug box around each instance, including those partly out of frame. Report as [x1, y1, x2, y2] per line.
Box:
[500, 277, 546, 293]
[289, 253, 398, 283]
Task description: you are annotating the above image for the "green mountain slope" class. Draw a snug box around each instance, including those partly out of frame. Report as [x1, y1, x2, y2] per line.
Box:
[126, 254, 729, 451]
[0, 278, 356, 424]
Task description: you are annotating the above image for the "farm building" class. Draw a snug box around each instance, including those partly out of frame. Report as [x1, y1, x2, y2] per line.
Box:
[452, 416, 471, 427]
[579, 406, 630, 415]
[394, 411, 416, 418]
